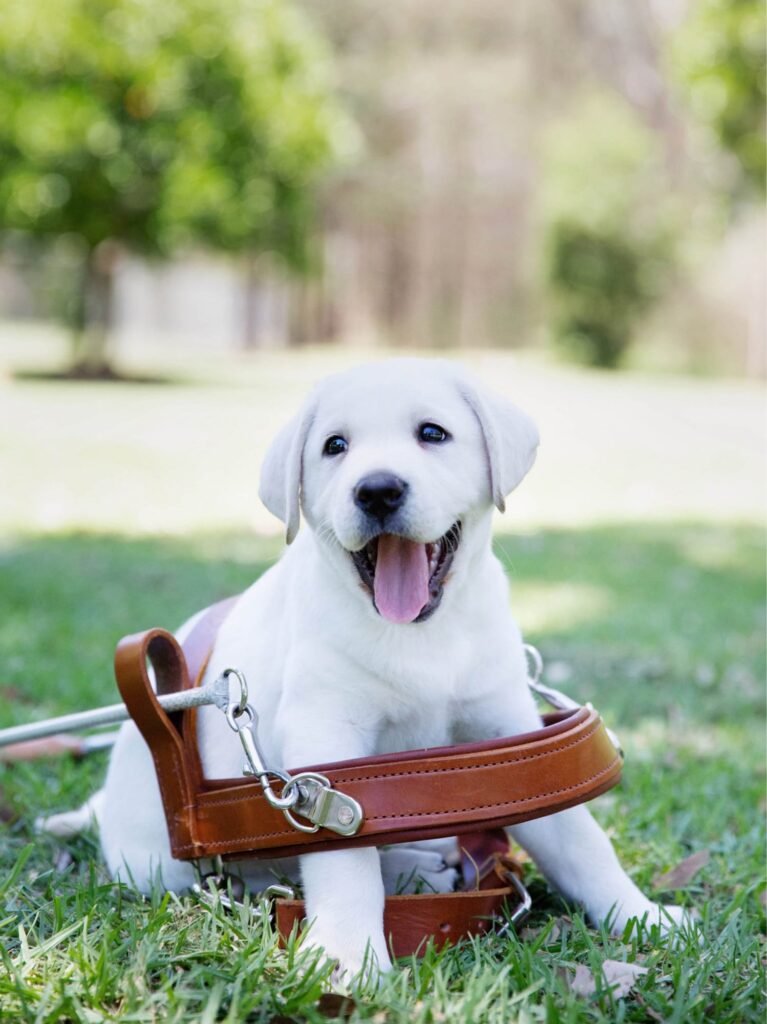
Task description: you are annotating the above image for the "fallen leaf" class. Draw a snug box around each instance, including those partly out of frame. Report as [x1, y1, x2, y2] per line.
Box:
[570, 960, 648, 999]
[521, 920, 562, 945]
[653, 850, 710, 891]
[317, 993, 356, 1019]
[571, 964, 596, 996]
[53, 848, 74, 873]
[602, 960, 648, 998]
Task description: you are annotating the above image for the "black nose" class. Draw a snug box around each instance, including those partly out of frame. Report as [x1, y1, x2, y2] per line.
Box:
[354, 472, 408, 520]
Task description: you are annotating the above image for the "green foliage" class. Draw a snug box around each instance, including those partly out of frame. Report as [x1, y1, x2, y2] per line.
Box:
[673, 0, 766, 199]
[0, 0, 346, 261]
[540, 94, 673, 369]
[0, 0, 350, 367]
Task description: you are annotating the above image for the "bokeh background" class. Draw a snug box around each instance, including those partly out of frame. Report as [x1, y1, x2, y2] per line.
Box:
[0, 0, 764, 376]
[0, 2, 765, 1021]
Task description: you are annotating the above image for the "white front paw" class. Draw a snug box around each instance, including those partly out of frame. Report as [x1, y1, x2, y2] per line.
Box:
[302, 924, 393, 987]
[380, 843, 459, 895]
[609, 899, 698, 939]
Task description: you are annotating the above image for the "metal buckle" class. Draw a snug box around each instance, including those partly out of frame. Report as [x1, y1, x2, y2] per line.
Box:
[523, 644, 623, 758]
[192, 857, 295, 918]
[492, 868, 533, 937]
[504, 869, 532, 926]
[221, 671, 364, 837]
[283, 772, 364, 836]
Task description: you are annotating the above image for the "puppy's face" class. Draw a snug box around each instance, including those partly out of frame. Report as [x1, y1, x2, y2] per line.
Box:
[301, 367, 489, 622]
[260, 359, 538, 624]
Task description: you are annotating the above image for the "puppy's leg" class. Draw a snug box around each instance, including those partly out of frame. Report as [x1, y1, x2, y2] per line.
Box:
[510, 808, 688, 933]
[462, 682, 688, 935]
[279, 703, 392, 979]
[300, 847, 391, 978]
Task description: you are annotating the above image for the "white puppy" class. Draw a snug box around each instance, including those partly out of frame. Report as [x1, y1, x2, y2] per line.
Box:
[48, 358, 685, 977]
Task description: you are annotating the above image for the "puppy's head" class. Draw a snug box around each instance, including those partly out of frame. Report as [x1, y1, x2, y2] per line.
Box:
[260, 359, 538, 623]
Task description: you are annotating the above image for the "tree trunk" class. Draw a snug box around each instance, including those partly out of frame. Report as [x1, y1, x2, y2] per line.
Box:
[71, 241, 119, 375]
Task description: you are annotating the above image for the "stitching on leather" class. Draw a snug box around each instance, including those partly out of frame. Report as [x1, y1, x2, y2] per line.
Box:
[198, 719, 602, 812]
[180, 754, 621, 852]
[338, 719, 603, 785]
[366, 757, 621, 820]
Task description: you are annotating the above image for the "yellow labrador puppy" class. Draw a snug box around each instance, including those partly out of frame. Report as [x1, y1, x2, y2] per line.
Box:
[47, 358, 686, 979]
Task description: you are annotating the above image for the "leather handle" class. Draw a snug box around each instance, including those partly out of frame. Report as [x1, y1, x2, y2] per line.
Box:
[114, 629, 202, 857]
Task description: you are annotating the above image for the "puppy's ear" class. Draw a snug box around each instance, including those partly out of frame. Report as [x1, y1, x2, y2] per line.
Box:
[259, 404, 315, 544]
[460, 381, 539, 512]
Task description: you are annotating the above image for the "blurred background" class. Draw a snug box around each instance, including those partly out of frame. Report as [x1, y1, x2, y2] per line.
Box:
[0, 0, 764, 377]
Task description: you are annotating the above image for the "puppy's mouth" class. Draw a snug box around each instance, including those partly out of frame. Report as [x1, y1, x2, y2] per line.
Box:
[350, 522, 462, 624]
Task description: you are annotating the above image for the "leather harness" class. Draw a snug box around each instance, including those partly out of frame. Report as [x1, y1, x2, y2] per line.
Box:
[114, 596, 623, 958]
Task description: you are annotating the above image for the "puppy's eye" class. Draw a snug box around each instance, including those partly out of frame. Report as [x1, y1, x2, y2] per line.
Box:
[323, 435, 348, 457]
[418, 422, 450, 444]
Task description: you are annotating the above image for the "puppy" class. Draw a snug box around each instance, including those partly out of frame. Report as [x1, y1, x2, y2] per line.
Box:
[48, 358, 686, 978]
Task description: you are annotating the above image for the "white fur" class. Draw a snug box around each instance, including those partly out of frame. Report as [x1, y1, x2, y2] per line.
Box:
[44, 358, 687, 979]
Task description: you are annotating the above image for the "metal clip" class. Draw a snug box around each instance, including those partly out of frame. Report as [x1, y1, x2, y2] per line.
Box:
[286, 772, 364, 837]
[221, 669, 364, 837]
[493, 868, 533, 937]
[192, 859, 295, 918]
[523, 644, 623, 758]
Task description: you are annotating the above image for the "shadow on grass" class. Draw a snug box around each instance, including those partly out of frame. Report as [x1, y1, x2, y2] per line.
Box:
[0, 521, 763, 728]
[13, 367, 191, 386]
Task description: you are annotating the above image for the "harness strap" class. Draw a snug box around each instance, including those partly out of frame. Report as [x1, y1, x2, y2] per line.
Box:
[275, 848, 526, 959]
[114, 597, 623, 957]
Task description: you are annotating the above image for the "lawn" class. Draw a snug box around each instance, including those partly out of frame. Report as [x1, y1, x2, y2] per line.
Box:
[0, 328, 764, 1022]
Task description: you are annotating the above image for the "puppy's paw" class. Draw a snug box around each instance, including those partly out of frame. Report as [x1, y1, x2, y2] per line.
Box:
[302, 926, 392, 989]
[611, 900, 699, 941]
[36, 808, 90, 839]
[380, 843, 459, 895]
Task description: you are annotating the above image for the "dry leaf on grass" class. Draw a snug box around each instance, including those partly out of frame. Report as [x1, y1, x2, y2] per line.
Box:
[570, 960, 648, 999]
[317, 994, 357, 1019]
[571, 964, 597, 996]
[653, 849, 710, 891]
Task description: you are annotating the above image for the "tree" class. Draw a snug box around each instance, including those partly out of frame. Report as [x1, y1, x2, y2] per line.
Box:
[539, 93, 673, 368]
[673, 0, 765, 201]
[0, 0, 348, 373]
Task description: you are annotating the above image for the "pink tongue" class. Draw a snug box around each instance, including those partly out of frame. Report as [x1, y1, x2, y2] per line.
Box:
[374, 535, 430, 624]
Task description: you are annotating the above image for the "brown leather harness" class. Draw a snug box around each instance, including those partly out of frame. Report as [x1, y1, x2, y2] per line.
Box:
[114, 596, 623, 958]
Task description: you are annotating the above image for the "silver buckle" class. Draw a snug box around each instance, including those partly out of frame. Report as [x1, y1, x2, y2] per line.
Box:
[220, 669, 364, 837]
[192, 858, 295, 917]
[492, 868, 532, 937]
[504, 869, 532, 926]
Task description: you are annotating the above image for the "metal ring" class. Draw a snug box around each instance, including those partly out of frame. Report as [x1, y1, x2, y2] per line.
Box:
[523, 643, 543, 685]
[282, 807, 320, 834]
[225, 702, 254, 733]
[261, 768, 300, 811]
[221, 668, 249, 718]
[278, 773, 332, 834]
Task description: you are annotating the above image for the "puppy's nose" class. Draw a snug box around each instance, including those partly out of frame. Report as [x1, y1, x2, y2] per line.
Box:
[354, 472, 408, 520]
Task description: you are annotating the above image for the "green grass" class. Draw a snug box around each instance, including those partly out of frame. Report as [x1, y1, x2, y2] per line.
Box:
[0, 331, 764, 1022]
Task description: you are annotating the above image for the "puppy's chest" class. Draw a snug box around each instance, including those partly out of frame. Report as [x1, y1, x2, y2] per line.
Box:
[375, 708, 451, 754]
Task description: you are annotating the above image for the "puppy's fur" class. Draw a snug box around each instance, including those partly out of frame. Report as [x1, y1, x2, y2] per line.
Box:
[46, 358, 686, 977]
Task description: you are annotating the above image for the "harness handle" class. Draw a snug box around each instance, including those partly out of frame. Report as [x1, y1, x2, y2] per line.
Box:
[115, 628, 203, 857]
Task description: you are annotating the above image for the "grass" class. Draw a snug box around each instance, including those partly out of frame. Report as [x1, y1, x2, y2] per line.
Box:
[0, 328, 764, 1022]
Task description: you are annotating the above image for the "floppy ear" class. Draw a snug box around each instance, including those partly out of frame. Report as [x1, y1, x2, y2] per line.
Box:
[258, 404, 316, 544]
[460, 381, 539, 512]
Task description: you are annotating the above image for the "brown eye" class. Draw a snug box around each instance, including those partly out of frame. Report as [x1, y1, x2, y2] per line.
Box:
[323, 435, 348, 456]
[418, 422, 450, 444]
